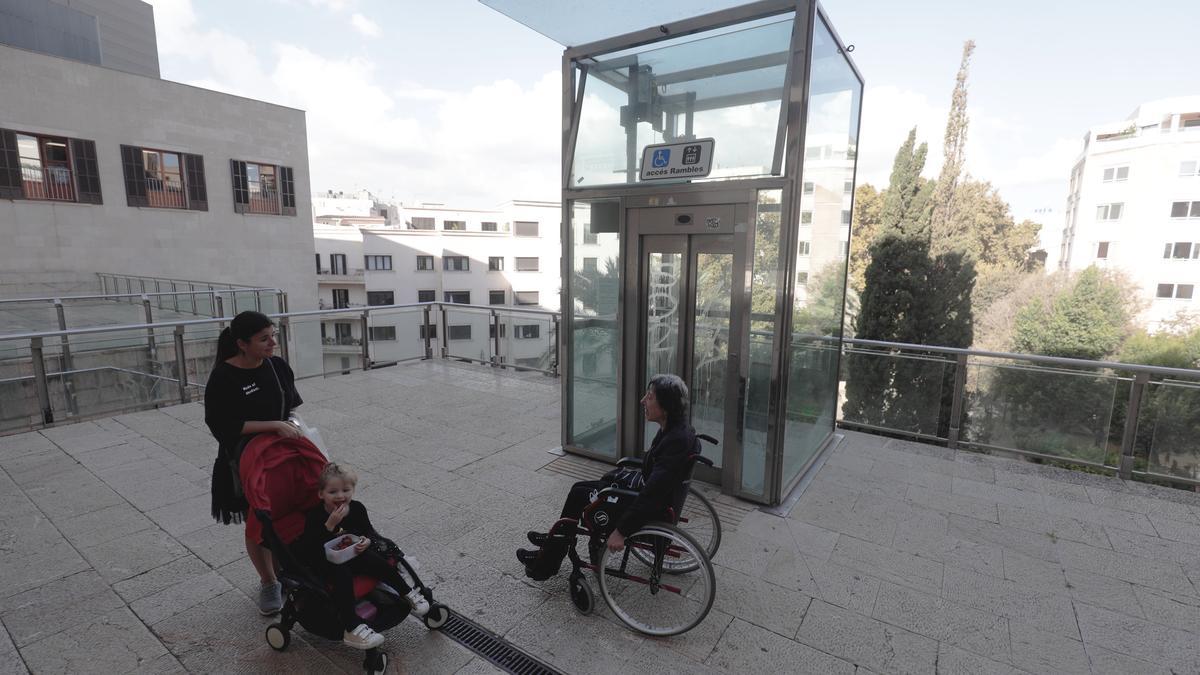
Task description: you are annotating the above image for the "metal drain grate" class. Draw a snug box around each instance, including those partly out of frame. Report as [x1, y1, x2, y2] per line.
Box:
[440, 612, 564, 675]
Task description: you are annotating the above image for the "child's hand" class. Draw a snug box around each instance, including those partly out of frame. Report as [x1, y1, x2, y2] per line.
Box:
[354, 537, 371, 554]
[325, 503, 350, 531]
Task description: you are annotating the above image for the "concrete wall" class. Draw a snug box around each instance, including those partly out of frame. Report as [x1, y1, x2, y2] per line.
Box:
[56, 0, 160, 77]
[1, 0, 159, 77]
[0, 43, 318, 316]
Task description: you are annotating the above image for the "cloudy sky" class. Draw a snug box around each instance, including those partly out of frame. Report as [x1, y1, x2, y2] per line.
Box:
[148, 0, 1199, 222]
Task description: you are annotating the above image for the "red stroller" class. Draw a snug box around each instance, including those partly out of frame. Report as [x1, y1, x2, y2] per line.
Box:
[239, 434, 450, 674]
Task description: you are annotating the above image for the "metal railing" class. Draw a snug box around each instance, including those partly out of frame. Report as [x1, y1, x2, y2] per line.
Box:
[21, 165, 75, 201]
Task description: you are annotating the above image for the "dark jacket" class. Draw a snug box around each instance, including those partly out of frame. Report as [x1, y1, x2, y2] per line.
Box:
[616, 422, 698, 537]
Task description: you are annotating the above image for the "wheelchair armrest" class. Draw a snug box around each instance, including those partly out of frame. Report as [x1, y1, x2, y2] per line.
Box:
[615, 457, 644, 468]
[693, 455, 714, 467]
[596, 486, 641, 501]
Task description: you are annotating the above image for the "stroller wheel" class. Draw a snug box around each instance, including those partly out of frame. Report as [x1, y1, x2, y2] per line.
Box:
[265, 623, 290, 651]
[423, 604, 450, 630]
[363, 650, 387, 675]
[569, 573, 595, 615]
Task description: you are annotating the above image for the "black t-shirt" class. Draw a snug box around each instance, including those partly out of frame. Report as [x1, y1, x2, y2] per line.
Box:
[295, 501, 382, 567]
[204, 356, 303, 452]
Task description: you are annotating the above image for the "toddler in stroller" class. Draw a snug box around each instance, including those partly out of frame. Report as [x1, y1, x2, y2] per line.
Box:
[239, 434, 449, 673]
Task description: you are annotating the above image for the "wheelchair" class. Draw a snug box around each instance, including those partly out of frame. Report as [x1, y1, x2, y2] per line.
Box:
[552, 435, 722, 636]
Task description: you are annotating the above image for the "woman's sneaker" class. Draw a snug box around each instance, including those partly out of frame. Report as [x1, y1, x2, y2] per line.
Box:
[258, 581, 283, 616]
[405, 589, 430, 617]
[343, 623, 385, 650]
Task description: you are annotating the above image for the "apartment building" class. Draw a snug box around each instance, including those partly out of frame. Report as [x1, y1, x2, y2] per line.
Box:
[0, 0, 317, 316]
[1059, 97, 1200, 330]
[313, 199, 561, 373]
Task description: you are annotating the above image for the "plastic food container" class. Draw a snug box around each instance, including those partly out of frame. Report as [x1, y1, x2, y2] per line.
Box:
[324, 534, 362, 564]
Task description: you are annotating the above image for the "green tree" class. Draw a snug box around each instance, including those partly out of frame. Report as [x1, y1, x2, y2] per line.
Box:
[848, 183, 883, 299]
[880, 127, 933, 240]
[929, 40, 975, 249]
[946, 180, 1043, 312]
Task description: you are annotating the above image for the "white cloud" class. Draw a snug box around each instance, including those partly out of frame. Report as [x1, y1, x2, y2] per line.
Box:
[349, 13, 381, 38]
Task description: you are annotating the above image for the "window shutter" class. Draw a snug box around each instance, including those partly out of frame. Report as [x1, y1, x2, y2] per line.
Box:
[230, 159, 249, 213]
[279, 165, 296, 216]
[183, 153, 207, 211]
[69, 138, 102, 204]
[0, 129, 21, 200]
[120, 144, 148, 207]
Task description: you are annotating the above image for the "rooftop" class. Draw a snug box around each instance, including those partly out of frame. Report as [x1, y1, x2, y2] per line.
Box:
[1, 360, 1198, 673]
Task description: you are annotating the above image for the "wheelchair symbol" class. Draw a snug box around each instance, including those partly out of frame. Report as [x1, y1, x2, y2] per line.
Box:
[652, 149, 671, 168]
[594, 512, 609, 526]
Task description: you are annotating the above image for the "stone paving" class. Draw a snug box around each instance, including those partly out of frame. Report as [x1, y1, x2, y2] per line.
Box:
[1, 359, 1199, 674]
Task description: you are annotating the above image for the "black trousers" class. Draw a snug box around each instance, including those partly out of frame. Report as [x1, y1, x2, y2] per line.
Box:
[559, 480, 606, 523]
[325, 550, 412, 630]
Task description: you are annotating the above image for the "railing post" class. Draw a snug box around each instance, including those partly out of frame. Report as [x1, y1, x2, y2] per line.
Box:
[173, 324, 189, 404]
[279, 291, 288, 314]
[422, 305, 432, 359]
[154, 280, 162, 309]
[215, 294, 225, 324]
[54, 299, 79, 415]
[947, 353, 968, 449]
[278, 316, 291, 363]
[189, 283, 197, 314]
[255, 291, 262, 312]
[30, 337, 53, 425]
[229, 286, 238, 314]
[439, 303, 448, 358]
[360, 310, 370, 370]
[142, 295, 158, 365]
[171, 281, 179, 312]
[126, 278, 134, 302]
[1119, 372, 1149, 480]
[552, 314, 560, 376]
[490, 310, 499, 367]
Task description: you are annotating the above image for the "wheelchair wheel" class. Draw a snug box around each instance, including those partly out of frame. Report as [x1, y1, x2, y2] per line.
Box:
[569, 573, 594, 615]
[596, 523, 715, 636]
[632, 487, 722, 574]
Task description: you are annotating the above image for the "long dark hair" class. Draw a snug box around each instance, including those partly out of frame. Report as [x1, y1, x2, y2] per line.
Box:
[648, 374, 689, 426]
[215, 311, 274, 364]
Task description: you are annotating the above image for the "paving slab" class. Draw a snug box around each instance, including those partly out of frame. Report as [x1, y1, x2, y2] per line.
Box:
[794, 600, 938, 675]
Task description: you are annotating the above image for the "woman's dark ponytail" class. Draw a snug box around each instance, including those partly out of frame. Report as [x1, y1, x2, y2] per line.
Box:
[213, 311, 274, 367]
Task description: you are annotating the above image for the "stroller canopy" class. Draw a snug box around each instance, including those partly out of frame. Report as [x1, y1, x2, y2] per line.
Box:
[240, 434, 327, 545]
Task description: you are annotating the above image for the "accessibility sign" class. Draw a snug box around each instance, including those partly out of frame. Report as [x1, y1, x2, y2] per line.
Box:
[639, 139, 715, 181]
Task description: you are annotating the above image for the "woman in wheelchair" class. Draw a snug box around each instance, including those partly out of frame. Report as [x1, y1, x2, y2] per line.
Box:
[517, 373, 696, 581]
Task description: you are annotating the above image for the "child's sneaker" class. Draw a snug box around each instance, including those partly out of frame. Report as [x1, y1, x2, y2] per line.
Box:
[343, 623, 385, 650]
[406, 588, 430, 617]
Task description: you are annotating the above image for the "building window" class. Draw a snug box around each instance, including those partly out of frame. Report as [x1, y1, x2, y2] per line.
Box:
[1101, 166, 1129, 182]
[515, 257, 540, 272]
[419, 324, 437, 339]
[365, 255, 392, 271]
[801, 210, 812, 225]
[1170, 201, 1200, 218]
[409, 217, 435, 230]
[1097, 242, 1110, 259]
[514, 291, 539, 306]
[481, 221, 498, 232]
[448, 325, 472, 340]
[515, 324, 540, 339]
[444, 256, 469, 271]
[489, 290, 505, 305]
[332, 289, 350, 309]
[369, 326, 396, 341]
[844, 180, 853, 194]
[367, 291, 394, 306]
[803, 181, 814, 194]
[330, 254, 347, 275]
[417, 290, 435, 302]
[416, 255, 434, 271]
[489, 256, 504, 271]
[1180, 161, 1200, 177]
[120, 145, 206, 210]
[583, 227, 598, 245]
[841, 210, 852, 225]
[231, 160, 292, 215]
[1096, 203, 1123, 221]
[797, 271, 809, 285]
[315, 253, 321, 273]
[443, 220, 466, 231]
[489, 323, 507, 339]
[444, 291, 470, 304]
[582, 258, 598, 273]
[0, 130, 102, 204]
[1157, 283, 1195, 299]
[514, 221, 539, 237]
[1163, 242, 1200, 259]
[798, 241, 811, 256]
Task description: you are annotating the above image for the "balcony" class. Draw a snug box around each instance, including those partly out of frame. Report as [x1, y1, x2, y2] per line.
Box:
[0, 359, 1198, 673]
[316, 268, 365, 284]
[21, 165, 75, 201]
[320, 335, 361, 353]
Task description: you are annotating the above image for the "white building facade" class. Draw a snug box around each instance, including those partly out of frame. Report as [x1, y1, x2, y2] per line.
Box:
[313, 200, 562, 373]
[1059, 97, 1200, 331]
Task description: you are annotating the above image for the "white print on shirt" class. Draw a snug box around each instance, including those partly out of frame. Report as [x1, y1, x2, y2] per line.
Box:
[242, 383, 260, 396]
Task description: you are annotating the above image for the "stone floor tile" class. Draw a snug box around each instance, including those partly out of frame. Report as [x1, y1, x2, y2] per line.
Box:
[830, 536, 944, 595]
[54, 503, 157, 549]
[764, 549, 880, 615]
[906, 485, 999, 523]
[1084, 485, 1198, 522]
[0, 431, 55, 461]
[952, 477, 1044, 509]
[1131, 586, 1200, 633]
[867, 462, 952, 491]
[503, 595, 645, 675]
[710, 531, 778, 578]
[177, 523, 248, 568]
[711, 566, 812, 638]
[793, 502, 897, 547]
[79, 528, 190, 583]
[892, 521, 1005, 579]
[0, 540, 90, 600]
[1055, 539, 1195, 597]
[935, 643, 1029, 675]
[1007, 620, 1090, 675]
[946, 514, 1059, 563]
[1104, 525, 1200, 567]
[871, 582, 1010, 663]
[1001, 549, 1068, 597]
[1148, 513, 1200, 544]
[996, 503, 1111, 549]
[706, 618, 854, 674]
[785, 519, 841, 561]
[18, 607, 173, 675]
[114, 555, 219, 603]
[1060, 568, 1143, 619]
[130, 569, 235, 626]
[0, 570, 124, 648]
[1040, 494, 1153, 534]
[794, 600, 938, 675]
[942, 566, 1080, 640]
[1084, 643, 1175, 675]
[1074, 601, 1200, 672]
[454, 657, 507, 675]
